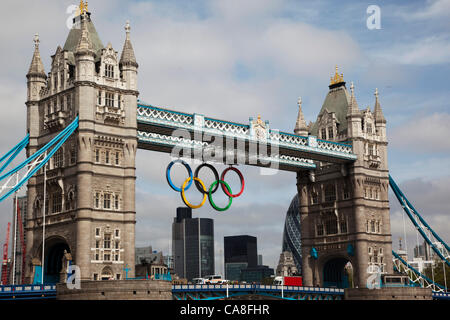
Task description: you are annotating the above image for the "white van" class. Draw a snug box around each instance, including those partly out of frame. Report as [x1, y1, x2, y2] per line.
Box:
[192, 278, 206, 284]
[204, 275, 224, 284]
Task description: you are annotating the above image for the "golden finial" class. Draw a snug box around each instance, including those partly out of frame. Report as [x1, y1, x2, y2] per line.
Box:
[330, 65, 344, 85]
[77, 0, 88, 16]
[256, 114, 264, 126]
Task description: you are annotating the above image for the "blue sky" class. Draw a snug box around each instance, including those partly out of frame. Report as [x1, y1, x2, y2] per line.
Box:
[0, 0, 449, 273]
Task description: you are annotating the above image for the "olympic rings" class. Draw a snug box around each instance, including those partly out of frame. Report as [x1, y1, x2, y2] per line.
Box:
[181, 177, 207, 209]
[208, 180, 233, 211]
[194, 163, 219, 194]
[220, 166, 245, 198]
[166, 159, 193, 192]
[166, 160, 245, 211]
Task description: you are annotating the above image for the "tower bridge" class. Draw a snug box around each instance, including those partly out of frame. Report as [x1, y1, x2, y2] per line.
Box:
[0, 3, 448, 299]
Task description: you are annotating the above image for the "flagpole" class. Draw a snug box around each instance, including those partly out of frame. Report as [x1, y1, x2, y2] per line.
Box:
[41, 152, 47, 285]
[12, 176, 18, 285]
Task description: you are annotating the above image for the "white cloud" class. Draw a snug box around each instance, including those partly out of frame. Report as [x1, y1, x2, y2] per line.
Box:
[376, 36, 450, 66]
[390, 113, 450, 153]
[405, 0, 450, 20]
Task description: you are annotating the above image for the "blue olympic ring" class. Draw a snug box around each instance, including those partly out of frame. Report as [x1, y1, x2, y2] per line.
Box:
[166, 159, 193, 192]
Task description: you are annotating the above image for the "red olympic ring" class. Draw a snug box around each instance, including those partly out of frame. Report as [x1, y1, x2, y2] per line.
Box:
[220, 166, 245, 198]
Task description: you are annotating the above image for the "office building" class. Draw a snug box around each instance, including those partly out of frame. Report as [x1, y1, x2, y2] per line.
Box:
[224, 235, 257, 281]
[172, 207, 214, 280]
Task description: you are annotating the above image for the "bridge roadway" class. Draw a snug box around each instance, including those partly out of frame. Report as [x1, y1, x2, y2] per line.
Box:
[1, 284, 449, 300]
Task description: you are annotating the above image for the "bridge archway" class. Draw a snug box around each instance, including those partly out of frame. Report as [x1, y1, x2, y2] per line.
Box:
[101, 266, 113, 280]
[322, 257, 352, 289]
[41, 237, 71, 284]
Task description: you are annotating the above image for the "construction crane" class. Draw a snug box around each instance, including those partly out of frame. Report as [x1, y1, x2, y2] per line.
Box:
[16, 198, 26, 284]
[1, 222, 11, 285]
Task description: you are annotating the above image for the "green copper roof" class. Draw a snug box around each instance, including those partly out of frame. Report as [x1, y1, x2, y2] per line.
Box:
[310, 84, 352, 136]
[63, 15, 104, 54]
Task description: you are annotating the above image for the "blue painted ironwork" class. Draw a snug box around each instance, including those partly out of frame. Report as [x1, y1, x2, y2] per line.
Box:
[0, 134, 29, 174]
[392, 250, 445, 291]
[389, 175, 450, 267]
[0, 117, 78, 203]
[0, 284, 56, 300]
[172, 284, 344, 300]
[136, 103, 357, 171]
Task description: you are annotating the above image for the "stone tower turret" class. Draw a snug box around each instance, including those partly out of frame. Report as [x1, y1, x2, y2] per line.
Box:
[297, 67, 393, 289]
[25, 4, 138, 283]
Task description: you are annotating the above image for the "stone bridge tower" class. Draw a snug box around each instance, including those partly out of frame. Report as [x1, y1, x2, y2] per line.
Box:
[296, 67, 393, 288]
[25, 6, 138, 283]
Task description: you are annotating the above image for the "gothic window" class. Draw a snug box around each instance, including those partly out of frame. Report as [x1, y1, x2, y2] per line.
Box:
[60, 72, 64, 88]
[95, 227, 100, 236]
[95, 240, 100, 249]
[311, 191, 319, 204]
[115, 152, 120, 165]
[328, 127, 334, 139]
[114, 195, 119, 210]
[98, 91, 102, 105]
[368, 247, 372, 254]
[105, 92, 114, 107]
[316, 223, 324, 236]
[369, 144, 375, 156]
[105, 64, 114, 78]
[115, 255, 119, 262]
[105, 150, 110, 164]
[95, 149, 100, 163]
[53, 74, 58, 90]
[95, 253, 99, 261]
[54, 148, 64, 168]
[324, 184, 336, 202]
[47, 103, 51, 115]
[104, 253, 111, 261]
[376, 221, 380, 233]
[51, 191, 62, 213]
[68, 65, 75, 79]
[339, 218, 347, 234]
[115, 241, 119, 249]
[70, 144, 77, 165]
[104, 234, 111, 249]
[115, 229, 120, 238]
[324, 212, 338, 235]
[118, 94, 122, 108]
[94, 192, 100, 208]
[60, 96, 64, 111]
[371, 220, 376, 233]
[67, 94, 71, 111]
[366, 221, 369, 233]
[367, 123, 373, 134]
[321, 128, 327, 140]
[104, 193, 111, 209]
[361, 119, 365, 131]
[369, 188, 373, 199]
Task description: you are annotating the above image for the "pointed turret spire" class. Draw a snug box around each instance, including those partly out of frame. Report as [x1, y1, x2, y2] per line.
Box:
[373, 88, 386, 123]
[347, 81, 360, 116]
[76, 13, 94, 54]
[120, 20, 138, 68]
[294, 97, 308, 136]
[27, 33, 46, 78]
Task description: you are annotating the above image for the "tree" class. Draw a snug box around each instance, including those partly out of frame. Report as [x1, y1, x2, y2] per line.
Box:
[423, 259, 450, 290]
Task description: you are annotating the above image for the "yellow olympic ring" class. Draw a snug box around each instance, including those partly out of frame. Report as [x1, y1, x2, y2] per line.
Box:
[181, 177, 207, 209]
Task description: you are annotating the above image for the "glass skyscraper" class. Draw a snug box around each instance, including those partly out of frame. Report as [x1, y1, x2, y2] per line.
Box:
[282, 194, 302, 274]
[172, 207, 214, 281]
